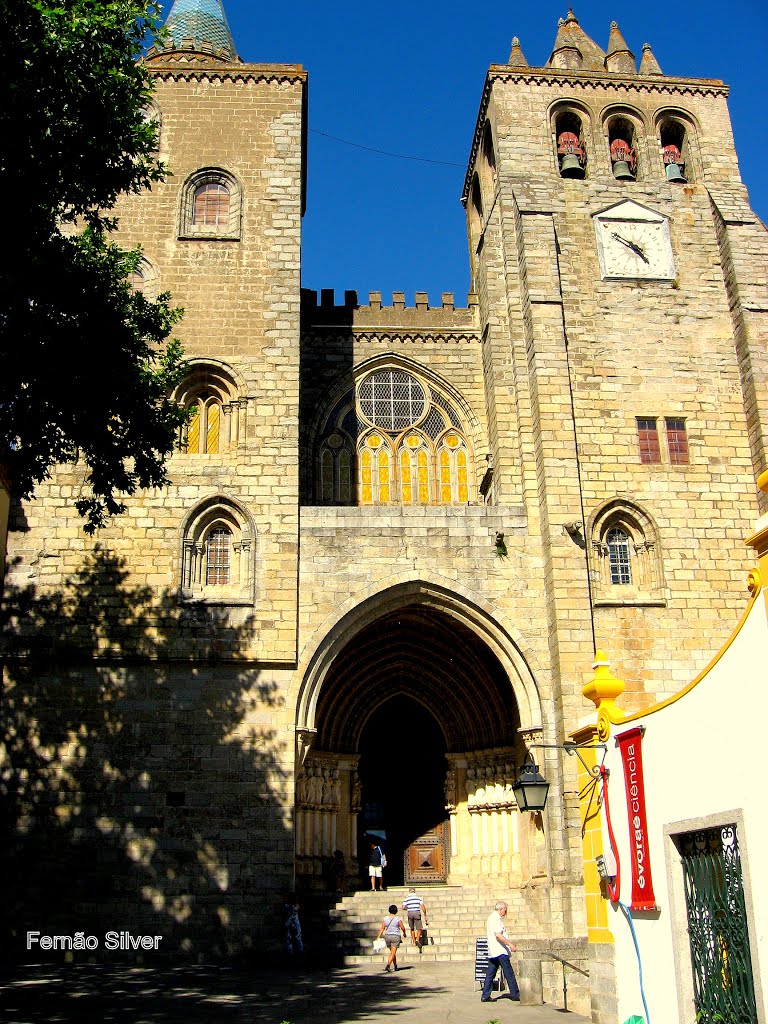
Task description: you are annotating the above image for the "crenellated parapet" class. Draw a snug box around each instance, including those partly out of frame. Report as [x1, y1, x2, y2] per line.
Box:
[301, 288, 480, 342]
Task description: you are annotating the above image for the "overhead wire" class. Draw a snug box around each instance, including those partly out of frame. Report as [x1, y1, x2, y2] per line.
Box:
[309, 128, 465, 168]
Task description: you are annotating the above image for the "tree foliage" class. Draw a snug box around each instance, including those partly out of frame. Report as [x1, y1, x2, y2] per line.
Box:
[0, 0, 185, 531]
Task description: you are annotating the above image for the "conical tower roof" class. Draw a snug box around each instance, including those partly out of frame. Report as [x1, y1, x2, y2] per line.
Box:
[547, 9, 606, 72]
[639, 42, 663, 76]
[605, 20, 635, 74]
[157, 0, 239, 61]
[508, 36, 529, 68]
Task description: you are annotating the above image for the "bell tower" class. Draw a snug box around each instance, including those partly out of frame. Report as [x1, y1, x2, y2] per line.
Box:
[463, 11, 768, 712]
[109, 0, 308, 663]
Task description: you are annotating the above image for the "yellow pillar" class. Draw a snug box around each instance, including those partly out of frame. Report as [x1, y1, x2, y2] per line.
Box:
[746, 468, 768, 617]
[571, 650, 628, 943]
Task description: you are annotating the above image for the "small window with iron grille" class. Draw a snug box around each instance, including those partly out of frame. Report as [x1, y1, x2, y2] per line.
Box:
[205, 527, 231, 586]
[666, 417, 689, 465]
[590, 500, 666, 606]
[606, 528, 632, 585]
[180, 498, 255, 604]
[637, 417, 661, 464]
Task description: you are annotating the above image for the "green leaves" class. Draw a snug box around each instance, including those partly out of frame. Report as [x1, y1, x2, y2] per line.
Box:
[0, 1, 186, 531]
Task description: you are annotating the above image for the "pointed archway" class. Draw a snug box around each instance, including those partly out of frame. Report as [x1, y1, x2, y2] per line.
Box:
[294, 589, 543, 889]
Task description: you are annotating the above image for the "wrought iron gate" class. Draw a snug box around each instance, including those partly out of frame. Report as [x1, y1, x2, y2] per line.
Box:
[679, 825, 758, 1024]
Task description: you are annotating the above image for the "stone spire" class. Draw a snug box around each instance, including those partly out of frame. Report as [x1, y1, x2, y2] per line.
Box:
[639, 41, 663, 76]
[508, 36, 529, 68]
[605, 20, 636, 75]
[149, 0, 239, 62]
[547, 9, 606, 72]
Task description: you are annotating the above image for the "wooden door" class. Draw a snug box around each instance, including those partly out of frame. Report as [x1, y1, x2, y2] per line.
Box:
[404, 821, 449, 883]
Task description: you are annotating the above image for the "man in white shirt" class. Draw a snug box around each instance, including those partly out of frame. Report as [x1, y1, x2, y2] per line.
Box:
[480, 901, 520, 1002]
[402, 888, 429, 946]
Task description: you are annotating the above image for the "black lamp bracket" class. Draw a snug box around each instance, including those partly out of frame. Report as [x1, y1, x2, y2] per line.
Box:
[528, 741, 607, 780]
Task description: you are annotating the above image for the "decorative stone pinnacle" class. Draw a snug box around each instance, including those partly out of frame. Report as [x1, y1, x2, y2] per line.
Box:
[508, 36, 529, 68]
[583, 649, 626, 708]
[583, 649, 626, 740]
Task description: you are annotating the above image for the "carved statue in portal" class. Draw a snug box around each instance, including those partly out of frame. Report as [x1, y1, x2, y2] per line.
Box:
[350, 770, 362, 813]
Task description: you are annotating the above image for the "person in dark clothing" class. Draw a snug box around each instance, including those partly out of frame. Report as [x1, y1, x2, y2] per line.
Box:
[284, 892, 304, 956]
[368, 840, 385, 891]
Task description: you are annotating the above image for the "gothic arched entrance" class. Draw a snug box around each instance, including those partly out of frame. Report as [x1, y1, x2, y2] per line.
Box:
[357, 695, 446, 886]
[294, 590, 543, 889]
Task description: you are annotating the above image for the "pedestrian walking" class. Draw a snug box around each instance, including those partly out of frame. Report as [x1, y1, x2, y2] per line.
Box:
[377, 903, 406, 972]
[284, 892, 304, 957]
[480, 900, 520, 1002]
[401, 887, 429, 946]
[368, 839, 385, 891]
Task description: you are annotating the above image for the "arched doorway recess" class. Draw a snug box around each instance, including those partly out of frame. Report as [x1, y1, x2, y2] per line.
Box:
[295, 598, 544, 888]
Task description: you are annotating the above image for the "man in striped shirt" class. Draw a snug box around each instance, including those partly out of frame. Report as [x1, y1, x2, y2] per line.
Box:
[401, 888, 429, 946]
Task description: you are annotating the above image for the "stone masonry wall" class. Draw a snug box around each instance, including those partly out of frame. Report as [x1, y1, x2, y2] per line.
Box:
[2, 61, 306, 954]
[470, 71, 760, 719]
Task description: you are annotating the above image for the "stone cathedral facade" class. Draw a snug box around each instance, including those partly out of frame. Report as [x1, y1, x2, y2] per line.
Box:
[3, 0, 767, 977]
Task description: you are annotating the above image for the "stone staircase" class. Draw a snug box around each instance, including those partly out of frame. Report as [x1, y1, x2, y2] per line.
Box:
[303, 884, 550, 966]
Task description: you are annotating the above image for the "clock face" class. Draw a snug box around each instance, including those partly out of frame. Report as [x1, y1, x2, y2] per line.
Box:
[595, 206, 675, 280]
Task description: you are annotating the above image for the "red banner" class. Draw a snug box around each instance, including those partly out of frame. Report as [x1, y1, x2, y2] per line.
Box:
[616, 726, 656, 911]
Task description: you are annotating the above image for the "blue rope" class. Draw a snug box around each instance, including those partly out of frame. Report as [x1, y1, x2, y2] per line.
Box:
[617, 900, 651, 1024]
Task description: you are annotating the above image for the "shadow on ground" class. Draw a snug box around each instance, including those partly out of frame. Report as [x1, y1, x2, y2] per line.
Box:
[0, 961, 446, 1024]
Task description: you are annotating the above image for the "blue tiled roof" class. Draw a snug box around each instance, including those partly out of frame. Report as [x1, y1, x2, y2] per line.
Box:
[163, 0, 238, 58]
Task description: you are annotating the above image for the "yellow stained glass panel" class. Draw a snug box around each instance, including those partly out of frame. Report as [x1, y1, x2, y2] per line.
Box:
[458, 449, 468, 502]
[186, 405, 200, 453]
[418, 450, 429, 503]
[361, 449, 372, 504]
[206, 402, 220, 454]
[379, 449, 390, 502]
[401, 449, 412, 504]
[440, 449, 451, 503]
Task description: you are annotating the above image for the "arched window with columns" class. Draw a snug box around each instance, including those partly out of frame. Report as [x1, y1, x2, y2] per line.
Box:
[174, 361, 246, 456]
[589, 499, 666, 606]
[313, 366, 476, 507]
[180, 497, 256, 604]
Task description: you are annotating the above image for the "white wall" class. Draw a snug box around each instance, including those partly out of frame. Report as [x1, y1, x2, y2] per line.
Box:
[599, 592, 767, 1024]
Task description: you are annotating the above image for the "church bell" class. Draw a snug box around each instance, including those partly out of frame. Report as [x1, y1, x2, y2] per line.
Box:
[664, 162, 687, 183]
[663, 144, 687, 183]
[612, 160, 635, 181]
[560, 153, 585, 178]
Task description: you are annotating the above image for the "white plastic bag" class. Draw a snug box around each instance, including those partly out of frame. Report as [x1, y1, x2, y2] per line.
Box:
[373, 938, 386, 952]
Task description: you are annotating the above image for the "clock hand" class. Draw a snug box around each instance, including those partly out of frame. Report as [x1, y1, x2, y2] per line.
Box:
[610, 231, 650, 263]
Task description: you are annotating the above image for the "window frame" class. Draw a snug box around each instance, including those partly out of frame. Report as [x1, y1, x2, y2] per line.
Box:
[313, 367, 475, 508]
[179, 168, 242, 241]
[174, 361, 246, 457]
[665, 417, 689, 465]
[589, 500, 666, 607]
[637, 417, 661, 464]
[180, 497, 256, 605]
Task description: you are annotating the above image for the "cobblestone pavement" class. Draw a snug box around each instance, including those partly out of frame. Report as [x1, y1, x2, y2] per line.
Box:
[0, 959, 590, 1023]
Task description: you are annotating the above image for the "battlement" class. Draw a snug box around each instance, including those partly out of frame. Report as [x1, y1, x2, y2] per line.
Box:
[301, 289, 479, 331]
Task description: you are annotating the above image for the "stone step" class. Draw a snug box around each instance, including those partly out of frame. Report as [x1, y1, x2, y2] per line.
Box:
[301, 882, 552, 963]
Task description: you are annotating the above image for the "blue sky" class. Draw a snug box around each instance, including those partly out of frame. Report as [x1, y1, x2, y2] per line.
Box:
[203, 0, 765, 306]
